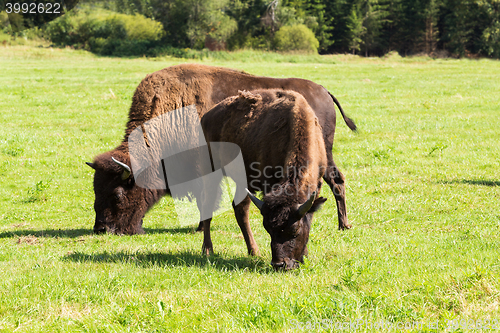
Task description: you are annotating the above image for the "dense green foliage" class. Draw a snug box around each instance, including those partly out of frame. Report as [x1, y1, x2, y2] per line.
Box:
[0, 0, 78, 32]
[96, 0, 500, 57]
[44, 9, 164, 56]
[1, 45, 499, 331]
[274, 23, 319, 52]
[2, 0, 499, 57]
[276, 0, 500, 57]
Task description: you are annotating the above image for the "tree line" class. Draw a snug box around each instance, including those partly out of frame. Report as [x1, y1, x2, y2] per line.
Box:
[110, 0, 500, 57]
[2, 0, 500, 58]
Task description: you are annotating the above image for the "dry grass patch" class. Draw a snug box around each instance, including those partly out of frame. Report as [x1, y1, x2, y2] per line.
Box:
[16, 235, 39, 245]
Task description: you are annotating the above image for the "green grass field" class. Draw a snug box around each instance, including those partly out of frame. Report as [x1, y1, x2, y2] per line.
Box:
[1, 45, 499, 332]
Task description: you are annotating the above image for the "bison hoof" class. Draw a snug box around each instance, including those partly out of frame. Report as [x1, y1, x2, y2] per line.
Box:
[339, 223, 352, 230]
[249, 249, 260, 256]
[202, 245, 213, 256]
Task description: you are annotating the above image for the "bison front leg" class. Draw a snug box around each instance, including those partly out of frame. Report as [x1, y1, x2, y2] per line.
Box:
[323, 157, 352, 230]
[201, 218, 214, 255]
[196, 221, 204, 232]
[199, 175, 223, 255]
[233, 196, 260, 256]
[195, 193, 205, 232]
[195, 174, 222, 232]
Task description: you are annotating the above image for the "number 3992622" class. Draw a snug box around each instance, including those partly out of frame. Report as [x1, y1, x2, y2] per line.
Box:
[5, 2, 61, 14]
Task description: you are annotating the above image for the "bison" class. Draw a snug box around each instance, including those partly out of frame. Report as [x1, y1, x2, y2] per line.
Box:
[200, 89, 328, 269]
[86, 63, 355, 236]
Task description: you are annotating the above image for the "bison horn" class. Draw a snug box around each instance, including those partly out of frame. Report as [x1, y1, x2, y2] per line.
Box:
[86, 162, 96, 169]
[112, 157, 131, 180]
[297, 191, 317, 217]
[246, 188, 264, 212]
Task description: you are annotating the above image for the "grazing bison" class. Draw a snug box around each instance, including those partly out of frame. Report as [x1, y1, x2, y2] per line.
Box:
[86, 63, 355, 235]
[200, 89, 328, 269]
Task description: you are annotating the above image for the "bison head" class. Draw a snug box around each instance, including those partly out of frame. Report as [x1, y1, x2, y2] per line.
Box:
[246, 189, 327, 270]
[86, 151, 149, 235]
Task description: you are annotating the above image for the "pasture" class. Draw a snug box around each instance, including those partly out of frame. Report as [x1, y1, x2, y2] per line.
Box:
[0, 46, 499, 332]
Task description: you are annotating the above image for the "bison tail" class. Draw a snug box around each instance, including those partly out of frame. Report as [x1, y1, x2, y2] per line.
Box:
[328, 92, 357, 132]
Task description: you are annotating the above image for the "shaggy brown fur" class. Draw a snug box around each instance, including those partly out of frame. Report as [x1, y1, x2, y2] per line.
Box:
[200, 89, 328, 269]
[88, 143, 165, 235]
[88, 63, 354, 235]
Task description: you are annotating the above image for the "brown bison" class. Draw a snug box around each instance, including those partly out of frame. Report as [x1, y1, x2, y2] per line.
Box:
[200, 89, 328, 269]
[86, 63, 355, 235]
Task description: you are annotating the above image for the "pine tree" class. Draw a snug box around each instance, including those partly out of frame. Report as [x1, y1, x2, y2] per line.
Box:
[305, 0, 334, 52]
[347, 5, 365, 54]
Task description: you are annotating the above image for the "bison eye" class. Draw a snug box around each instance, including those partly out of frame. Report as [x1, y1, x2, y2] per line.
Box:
[113, 189, 124, 202]
[288, 221, 302, 236]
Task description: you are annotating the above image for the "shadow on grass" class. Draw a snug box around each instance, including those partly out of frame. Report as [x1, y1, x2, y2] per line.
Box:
[0, 226, 199, 239]
[144, 226, 198, 234]
[63, 250, 271, 272]
[440, 179, 500, 187]
[0, 228, 93, 239]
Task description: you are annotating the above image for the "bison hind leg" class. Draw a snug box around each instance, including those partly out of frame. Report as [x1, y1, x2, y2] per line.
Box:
[323, 158, 352, 230]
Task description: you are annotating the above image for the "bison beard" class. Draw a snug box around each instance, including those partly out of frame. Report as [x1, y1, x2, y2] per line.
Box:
[87, 63, 355, 239]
